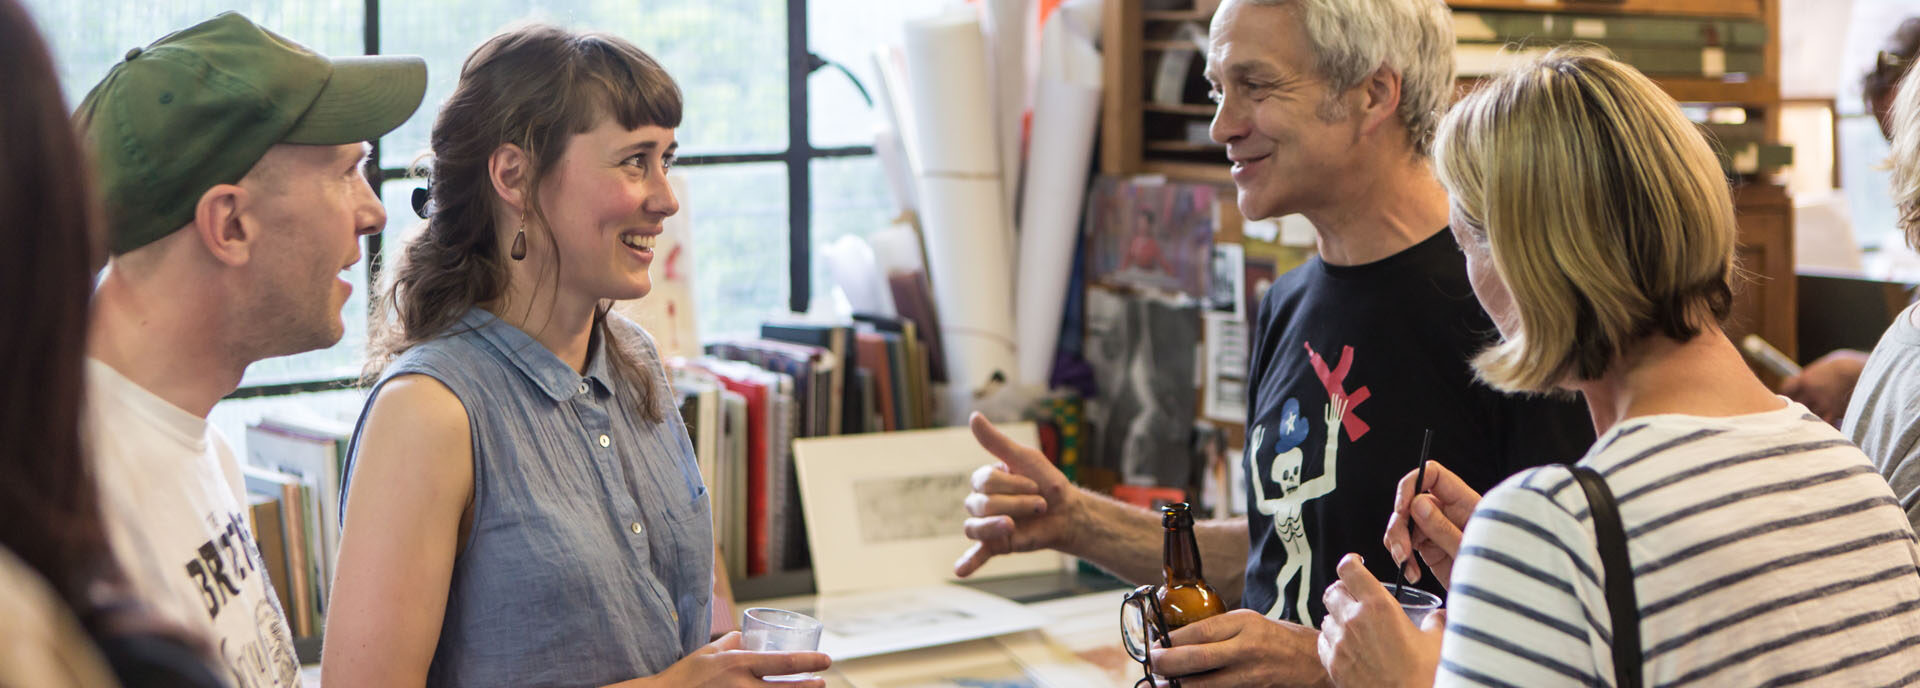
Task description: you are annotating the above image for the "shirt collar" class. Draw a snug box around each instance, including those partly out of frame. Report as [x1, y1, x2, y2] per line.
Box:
[460, 307, 613, 402]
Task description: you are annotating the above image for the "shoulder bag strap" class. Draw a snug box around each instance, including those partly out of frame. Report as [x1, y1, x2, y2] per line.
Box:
[1569, 464, 1642, 688]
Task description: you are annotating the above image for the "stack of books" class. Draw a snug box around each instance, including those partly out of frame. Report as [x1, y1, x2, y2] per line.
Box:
[671, 316, 941, 582]
[241, 411, 352, 639]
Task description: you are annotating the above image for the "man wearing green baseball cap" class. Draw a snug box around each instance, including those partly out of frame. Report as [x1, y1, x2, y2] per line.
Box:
[74, 12, 424, 686]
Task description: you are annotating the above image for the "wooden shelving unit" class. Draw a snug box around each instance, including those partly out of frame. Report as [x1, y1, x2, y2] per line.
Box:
[1107, 0, 1784, 174]
[1446, 0, 1763, 19]
[1101, 0, 1797, 363]
[1142, 102, 1215, 116]
[1142, 8, 1213, 22]
[1146, 140, 1225, 153]
[1141, 159, 1230, 185]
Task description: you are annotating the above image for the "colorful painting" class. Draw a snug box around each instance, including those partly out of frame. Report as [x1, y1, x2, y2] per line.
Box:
[1083, 176, 1218, 298]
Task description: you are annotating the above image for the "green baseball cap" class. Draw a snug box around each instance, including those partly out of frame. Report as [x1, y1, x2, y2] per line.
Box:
[76, 12, 427, 254]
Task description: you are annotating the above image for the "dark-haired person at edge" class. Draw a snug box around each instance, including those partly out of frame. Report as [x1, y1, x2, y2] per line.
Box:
[1840, 17, 1920, 533]
[0, 1, 224, 685]
[1781, 17, 1920, 425]
[322, 25, 829, 688]
[953, 0, 1592, 685]
[71, 10, 426, 688]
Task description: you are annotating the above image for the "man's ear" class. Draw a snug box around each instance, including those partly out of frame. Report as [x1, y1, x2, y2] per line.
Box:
[488, 143, 531, 214]
[191, 183, 255, 266]
[1357, 64, 1404, 138]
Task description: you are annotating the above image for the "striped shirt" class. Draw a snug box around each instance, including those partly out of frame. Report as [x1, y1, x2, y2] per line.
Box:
[1438, 400, 1920, 687]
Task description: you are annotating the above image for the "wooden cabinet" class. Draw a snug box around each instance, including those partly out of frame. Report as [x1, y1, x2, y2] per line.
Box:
[1103, 0, 1785, 172]
[1447, 0, 1764, 19]
[1101, 0, 1797, 368]
[1729, 183, 1796, 384]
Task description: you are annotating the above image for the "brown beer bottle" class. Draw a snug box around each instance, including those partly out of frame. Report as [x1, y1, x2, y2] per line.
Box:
[1157, 502, 1227, 630]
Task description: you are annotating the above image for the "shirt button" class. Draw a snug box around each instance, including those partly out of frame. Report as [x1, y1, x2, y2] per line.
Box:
[630, 522, 643, 534]
[598, 434, 611, 448]
[579, 381, 590, 394]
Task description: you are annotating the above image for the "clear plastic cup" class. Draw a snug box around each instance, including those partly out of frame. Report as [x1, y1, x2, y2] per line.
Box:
[741, 607, 824, 681]
[1384, 584, 1442, 626]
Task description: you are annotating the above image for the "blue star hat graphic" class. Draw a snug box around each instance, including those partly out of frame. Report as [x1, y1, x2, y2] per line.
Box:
[1272, 398, 1309, 453]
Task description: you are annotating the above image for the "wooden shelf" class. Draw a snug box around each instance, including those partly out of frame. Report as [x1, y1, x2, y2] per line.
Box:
[1146, 140, 1225, 153]
[1647, 76, 1778, 104]
[1143, 9, 1212, 22]
[1112, 0, 1783, 168]
[1457, 75, 1779, 105]
[1143, 39, 1204, 51]
[1446, 0, 1763, 19]
[1144, 102, 1216, 116]
[1142, 160, 1232, 185]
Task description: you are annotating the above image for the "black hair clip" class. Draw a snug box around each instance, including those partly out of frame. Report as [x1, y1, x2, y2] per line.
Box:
[411, 187, 435, 219]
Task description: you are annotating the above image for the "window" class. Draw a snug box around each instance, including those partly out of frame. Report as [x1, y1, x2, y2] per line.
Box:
[24, 0, 917, 451]
[1833, 0, 1916, 262]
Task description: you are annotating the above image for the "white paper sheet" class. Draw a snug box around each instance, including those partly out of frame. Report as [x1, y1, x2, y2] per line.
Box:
[904, 11, 1002, 177]
[905, 10, 1020, 394]
[871, 45, 920, 215]
[792, 423, 1066, 594]
[751, 584, 1044, 661]
[821, 234, 898, 318]
[1794, 191, 1866, 273]
[1023, 590, 1136, 686]
[922, 177, 1020, 391]
[873, 123, 918, 215]
[827, 631, 1116, 688]
[1013, 6, 1104, 387]
[873, 45, 920, 177]
[984, 0, 1032, 219]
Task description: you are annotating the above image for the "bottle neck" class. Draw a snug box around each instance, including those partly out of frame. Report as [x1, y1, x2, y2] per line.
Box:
[1164, 524, 1205, 585]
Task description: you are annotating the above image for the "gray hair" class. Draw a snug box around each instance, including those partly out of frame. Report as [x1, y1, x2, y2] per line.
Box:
[1242, 0, 1455, 153]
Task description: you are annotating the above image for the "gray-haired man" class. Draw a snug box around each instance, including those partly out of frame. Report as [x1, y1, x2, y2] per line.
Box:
[957, 1, 1593, 684]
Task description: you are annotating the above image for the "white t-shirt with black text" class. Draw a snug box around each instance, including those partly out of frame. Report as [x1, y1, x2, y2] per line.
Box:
[86, 359, 300, 688]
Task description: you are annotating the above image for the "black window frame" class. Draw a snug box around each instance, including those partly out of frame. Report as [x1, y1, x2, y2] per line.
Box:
[227, 0, 872, 400]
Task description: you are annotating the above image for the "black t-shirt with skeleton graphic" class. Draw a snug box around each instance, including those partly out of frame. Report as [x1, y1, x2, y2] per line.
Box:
[1240, 229, 1593, 626]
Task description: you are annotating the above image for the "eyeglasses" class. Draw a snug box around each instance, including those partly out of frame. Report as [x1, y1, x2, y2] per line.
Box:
[1120, 585, 1181, 688]
[1877, 50, 1913, 78]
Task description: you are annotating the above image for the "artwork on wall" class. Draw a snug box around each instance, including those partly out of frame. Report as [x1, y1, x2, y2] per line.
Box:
[1082, 287, 1200, 487]
[1083, 176, 1218, 299]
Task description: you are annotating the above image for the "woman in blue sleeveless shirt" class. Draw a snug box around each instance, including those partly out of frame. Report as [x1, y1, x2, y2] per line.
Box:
[321, 25, 830, 688]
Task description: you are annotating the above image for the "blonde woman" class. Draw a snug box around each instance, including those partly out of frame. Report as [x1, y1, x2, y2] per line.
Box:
[1315, 50, 1920, 687]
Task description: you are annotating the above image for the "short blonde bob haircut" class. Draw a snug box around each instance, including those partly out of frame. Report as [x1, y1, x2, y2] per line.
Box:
[1433, 48, 1736, 394]
[1891, 55, 1920, 247]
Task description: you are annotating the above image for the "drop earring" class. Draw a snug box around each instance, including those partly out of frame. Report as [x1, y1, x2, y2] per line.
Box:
[509, 216, 527, 261]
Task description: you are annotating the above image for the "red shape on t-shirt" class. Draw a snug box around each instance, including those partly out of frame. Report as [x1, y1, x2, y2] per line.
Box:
[1305, 342, 1371, 441]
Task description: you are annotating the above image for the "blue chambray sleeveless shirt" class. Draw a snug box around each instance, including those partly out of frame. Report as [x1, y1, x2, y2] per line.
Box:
[343, 308, 712, 688]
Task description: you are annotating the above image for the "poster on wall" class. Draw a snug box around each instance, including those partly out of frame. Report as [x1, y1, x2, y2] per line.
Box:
[1203, 315, 1249, 423]
[1082, 288, 1200, 487]
[1083, 176, 1218, 299]
[1207, 243, 1246, 319]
